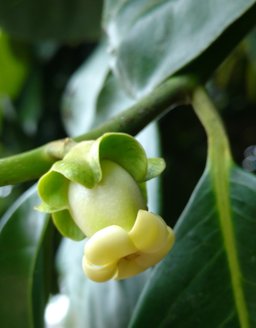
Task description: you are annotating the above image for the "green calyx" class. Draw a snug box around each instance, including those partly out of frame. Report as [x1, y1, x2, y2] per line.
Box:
[37, 132, 165, 240]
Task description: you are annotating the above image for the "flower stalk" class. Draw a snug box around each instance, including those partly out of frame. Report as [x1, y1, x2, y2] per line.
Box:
[0, 75, 195, 186]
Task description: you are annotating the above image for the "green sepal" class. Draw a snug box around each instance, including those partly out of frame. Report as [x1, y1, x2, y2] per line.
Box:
[39, 133, 159, 197]
[138, 182, 148, 205]
[37, 171, 69, 211]
[52, 210, 85, 241]
[93, 133, 148, 182]
[145, 158, 166, 181]
[57, 140, 100, 188]
[35, 202, 58, 213]
[48, 140, 101, 189]
[53, 159, 96, 188]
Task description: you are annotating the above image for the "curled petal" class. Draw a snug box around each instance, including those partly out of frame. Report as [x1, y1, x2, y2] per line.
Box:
[115, 256, 145, 280]
[84, 225, 136, 266]
[129, 210, 172, 253]
[115, 221, 174, 280]
[83, 259, 117, 283]
[133, 227, 174, 269]
[82, 211, 175, 282]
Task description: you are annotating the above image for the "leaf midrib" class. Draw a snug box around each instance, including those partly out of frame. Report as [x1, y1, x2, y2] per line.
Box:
[211, 160, 249, 328]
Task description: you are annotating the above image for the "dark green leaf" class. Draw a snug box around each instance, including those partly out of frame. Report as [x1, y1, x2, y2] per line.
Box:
[0, 186, 49, 328]
[0, 0, 103, 42]
[18, 72, 42, 136]
[245, 28, 256, 102]
[104, 0, 256, 96]
[130, 166, 256, 327]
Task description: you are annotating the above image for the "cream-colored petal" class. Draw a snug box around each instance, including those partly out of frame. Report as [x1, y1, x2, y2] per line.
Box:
[129, 210, 172, 253]
[115, 256, 145, 280]
[135, 228, 175, 268]
[115, 227, 174, 280]
[84, 225, 137, 266]
[83, 213, 175, 282]
[82, 257, 117, 283]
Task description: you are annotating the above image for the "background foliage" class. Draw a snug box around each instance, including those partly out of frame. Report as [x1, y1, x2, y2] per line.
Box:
[0, 1, 256, 327]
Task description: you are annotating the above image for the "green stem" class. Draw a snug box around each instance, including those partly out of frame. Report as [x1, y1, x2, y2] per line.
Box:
[74, 76, 195, 142]
[191, 87, 232, 167]
[0, 75, 195, 186]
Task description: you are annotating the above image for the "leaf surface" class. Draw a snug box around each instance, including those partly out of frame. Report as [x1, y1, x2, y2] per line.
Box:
[104, 0, 256, 96]
[129, 165, 256, 327]
[0, 186, 49, 328]
[62, 42, 110, 137]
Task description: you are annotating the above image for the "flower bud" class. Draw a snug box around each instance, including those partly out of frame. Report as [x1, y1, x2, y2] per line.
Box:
[68, 160, 146, 236]
[37, 133, 174, 282]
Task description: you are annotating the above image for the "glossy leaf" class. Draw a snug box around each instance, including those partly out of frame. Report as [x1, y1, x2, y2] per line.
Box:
[129, 165, 256, 327]
[62, 42, 109, 137]
[0, 0, 103, 42]
[104, 0, 256, 96]
[0, 186, 50, 328]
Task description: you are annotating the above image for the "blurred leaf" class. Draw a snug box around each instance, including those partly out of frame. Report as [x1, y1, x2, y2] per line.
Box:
[0, 0, 103, 42]
[104, 0, 256, 96]
[0, 186, 50, 328]
[245, 28, 256, 102]
[18, 71, 43, 136]
[62, 42, 109, 137]
[245, 27, 256, 61]
[95, 71, 135, 123]
[0, 185, 18, 217]
[130, 165, 256, 327]
[213, 46, 245, 90]
[0, 31, 29, 98]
